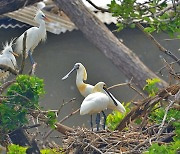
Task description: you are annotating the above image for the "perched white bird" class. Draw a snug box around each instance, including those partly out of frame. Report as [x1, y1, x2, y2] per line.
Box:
[62, 63, 93, 97]
[80, 82, 121, 131]
[62, 63, 126, 113]
[62, 63, 126, 130]
[0, 41, 18, 81]
[14, 10, 50, 65]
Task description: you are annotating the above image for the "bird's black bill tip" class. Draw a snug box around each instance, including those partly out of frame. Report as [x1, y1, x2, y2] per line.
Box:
[103, 87, 118, 106]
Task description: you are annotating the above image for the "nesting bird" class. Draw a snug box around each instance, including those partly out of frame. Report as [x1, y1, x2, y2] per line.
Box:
[80, 82, 121, 131]
[62, 63, 126, 130]
[14, 9, 50, 66]
[0, 41, 18, 81]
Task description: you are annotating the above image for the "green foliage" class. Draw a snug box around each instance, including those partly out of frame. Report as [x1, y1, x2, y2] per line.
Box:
[146, 103, 180, 153]
[7, 144, 65, 154]
[47, 111, 57, 128]
[7, 144, 28, 154]
[0, 75, 45, 135]
[144, 140, 180, 154]
[106, 102, 131, 130]
[108, 0, 180, 36]
[143, 78, 161, 96]
[41, 148, 64, 154]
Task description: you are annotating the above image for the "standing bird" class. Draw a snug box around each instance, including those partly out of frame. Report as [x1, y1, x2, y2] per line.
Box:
[0, 41, 18, 81]
[14, 10, 50, 66]
[62, 63, 126, 130]
[62, 63, 93, 97]
[80, 82, 121, 131]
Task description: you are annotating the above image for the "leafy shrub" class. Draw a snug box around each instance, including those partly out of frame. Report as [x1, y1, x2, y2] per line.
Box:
[143, 78, 161, 96]
[106, 102, 131, 130]
[0, 75, 45, 134]
[7, 144, 28, 154]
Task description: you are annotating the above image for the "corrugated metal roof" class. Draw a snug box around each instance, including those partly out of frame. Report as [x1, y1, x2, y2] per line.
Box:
[4, 5, 77, 34]
[2, 1, 117, 34]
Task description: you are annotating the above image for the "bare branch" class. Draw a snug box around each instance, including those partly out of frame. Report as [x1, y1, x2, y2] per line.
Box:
[136, 23, 180, 66]
[85, 0, 109, 12]
[19, 31, 27, 74]
[155, 1, 180, 17]
[0, 64, 19, 75]
[156, 100, 175, 140]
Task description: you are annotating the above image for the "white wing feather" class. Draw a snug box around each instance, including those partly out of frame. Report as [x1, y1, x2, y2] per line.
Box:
[80, 92, 109, 115]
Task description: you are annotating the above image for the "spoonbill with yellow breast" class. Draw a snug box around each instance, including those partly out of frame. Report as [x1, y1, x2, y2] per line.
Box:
[62, 63, 126, 130]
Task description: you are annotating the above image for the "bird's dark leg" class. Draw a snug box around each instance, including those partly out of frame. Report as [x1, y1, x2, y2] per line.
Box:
[90, 115, 93, 131]
[96, 113, 100, 131]
[101, 111, 106, 130]
[28, 50, 35, 65]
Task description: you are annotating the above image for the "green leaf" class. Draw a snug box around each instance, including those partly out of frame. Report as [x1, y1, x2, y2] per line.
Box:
[144, 27, 156, 33]
[106, 102, 131, 130]
[143, 78, 161, 96]
[7, 144, 28, 154]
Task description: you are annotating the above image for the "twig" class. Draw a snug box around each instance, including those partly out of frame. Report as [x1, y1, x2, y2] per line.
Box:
[156, 100, 175, 140]
[19, 32, 27, 74]
[108, 78, 145, 98]
[128, 83, 146, 99]
[136, 23, 180, 66]
[155, 1, 180, 17]
[57, 98, 76, 116]
[43, 108, 80, 140]
[87, 143, 104, 154]
[164, 38, 180, 41]
[0, 79, 16, 94]
[156, 59, 180, 75]
[12, 90, 31, 102]
[0, 64, 19, 75]
[59, 108, 80, 123]
[22, 124, 41, 129]
[108, 82, 129, 90]
[85, 0, 109, 12]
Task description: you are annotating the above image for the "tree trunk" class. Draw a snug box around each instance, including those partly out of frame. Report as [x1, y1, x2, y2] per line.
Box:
[0, 0, 40, 15]
[55, 0, 168, 90]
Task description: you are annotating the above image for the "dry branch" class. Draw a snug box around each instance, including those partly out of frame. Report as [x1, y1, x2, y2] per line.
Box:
[19, 31, 27, 74]
[0, 79, 16, 94]
[62, 125, 175, 154]
[116, 84, 180, 131]
[0, 64, 18, 75]
[136, 23, 180, 65]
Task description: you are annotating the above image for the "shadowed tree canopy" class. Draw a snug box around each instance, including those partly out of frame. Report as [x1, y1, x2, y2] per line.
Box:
[0, 0, 168, 90]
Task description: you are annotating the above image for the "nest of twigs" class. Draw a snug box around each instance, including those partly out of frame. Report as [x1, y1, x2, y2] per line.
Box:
[62, 123, 175, 154]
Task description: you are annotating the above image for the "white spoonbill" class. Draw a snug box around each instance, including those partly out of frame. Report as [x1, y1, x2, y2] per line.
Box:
[80, 82, 120, 131]
[62, 63, 126, 112]
[0, 41, 18, 81]
[14, 10, 50, 66]
[62, 63, 126, 129]
[62, 63, 93, 97]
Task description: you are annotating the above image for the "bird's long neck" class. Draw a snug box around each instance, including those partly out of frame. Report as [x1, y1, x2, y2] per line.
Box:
[76, 70, 89, 97]
[76, 70, 85, 87]
[38, 21, 47, 41]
